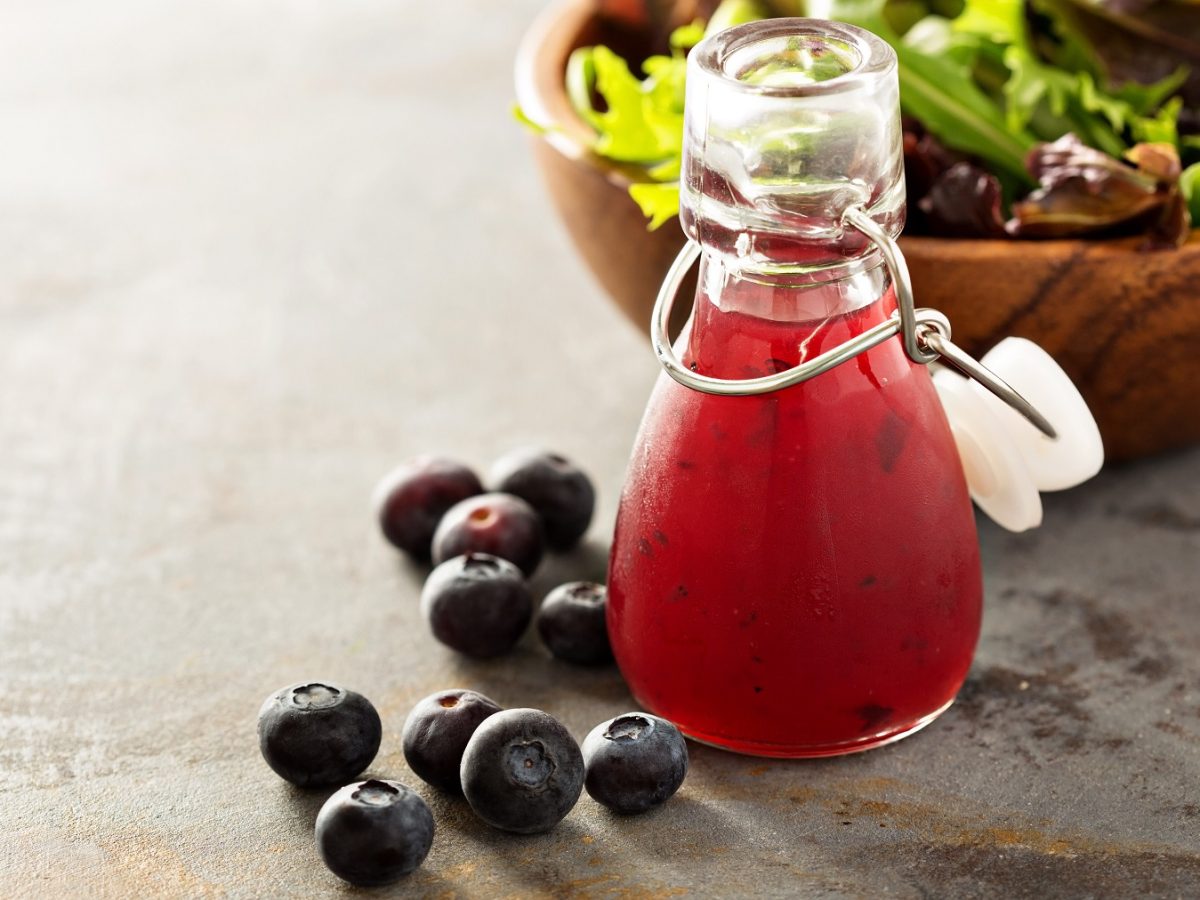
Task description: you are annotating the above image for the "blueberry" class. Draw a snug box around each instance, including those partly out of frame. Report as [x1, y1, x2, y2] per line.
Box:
[460, 708, 584, 834]
[257, 682, 382, 788]
[536, 582, 612, 665]
[402, 689, 503, 793]
[373, 457, 483, 559]
[582, 713, 688, 814]
[315, 779, 434, 886]
[490, 449, 595, 550]
[421, 554, 533, 658]
[431, 493, 544, 576]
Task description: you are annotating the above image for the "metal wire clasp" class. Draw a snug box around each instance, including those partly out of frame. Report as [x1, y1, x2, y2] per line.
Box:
[649, 207, 1057, 439]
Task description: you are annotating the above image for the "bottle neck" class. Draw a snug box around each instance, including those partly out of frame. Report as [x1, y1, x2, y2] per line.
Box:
[680, 19, 906, 277]
[683, 253, 893, 380]
[680, 164, 904, 276]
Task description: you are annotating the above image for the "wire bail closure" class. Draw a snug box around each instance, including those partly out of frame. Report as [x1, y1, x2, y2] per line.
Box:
[650, 207, 1058, 440]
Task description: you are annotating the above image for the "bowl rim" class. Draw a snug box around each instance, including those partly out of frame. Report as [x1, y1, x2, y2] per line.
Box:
[513, 0, 1200, 254]
[514, 0, 606, 162]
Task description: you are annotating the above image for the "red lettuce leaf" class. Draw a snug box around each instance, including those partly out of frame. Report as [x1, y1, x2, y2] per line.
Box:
[919, 163, 1009, 238]
[1010, 133, 1187, 245]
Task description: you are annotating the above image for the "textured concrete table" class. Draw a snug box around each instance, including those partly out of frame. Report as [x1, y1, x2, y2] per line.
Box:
[3, 2, 1199, 897]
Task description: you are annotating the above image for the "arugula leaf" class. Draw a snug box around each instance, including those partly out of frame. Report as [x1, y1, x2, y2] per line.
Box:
[817, 1, 1036, 180]
[896, 40, 1036, 180]
[1132, 97, 1182, 146]
[1037, 0, 1200, 113]
[1002, 45, 1067, 131]
[1110, 67, 1188, 117]
[1075, 71, 1132, 134]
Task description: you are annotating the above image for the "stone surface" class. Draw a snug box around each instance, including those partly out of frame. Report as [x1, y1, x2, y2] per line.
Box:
[2, 2, 1199, 897]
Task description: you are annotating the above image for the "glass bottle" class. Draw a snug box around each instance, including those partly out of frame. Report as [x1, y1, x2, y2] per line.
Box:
[606, 20, 983, 757]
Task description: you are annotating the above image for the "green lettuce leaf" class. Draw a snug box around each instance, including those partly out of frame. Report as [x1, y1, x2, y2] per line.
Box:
[1181, 161, 1200, 226]
[813, 2, 1034, 180]
[566, 45, 686, 164]
[1131, 97, 1182, 146]
[629, 182, 683, 230]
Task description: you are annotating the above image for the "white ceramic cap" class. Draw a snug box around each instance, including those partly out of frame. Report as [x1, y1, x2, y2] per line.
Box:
[933, 368, 1043, 532]
[976, 338, 1104, 491]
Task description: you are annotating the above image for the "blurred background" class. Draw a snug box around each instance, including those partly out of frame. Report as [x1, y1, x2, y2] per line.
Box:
[4, 2, 1200, 897]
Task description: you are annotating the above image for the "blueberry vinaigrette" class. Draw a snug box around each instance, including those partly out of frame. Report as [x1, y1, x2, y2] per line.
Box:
[606, 19, 983, 757]
[607, 275, 981, 756]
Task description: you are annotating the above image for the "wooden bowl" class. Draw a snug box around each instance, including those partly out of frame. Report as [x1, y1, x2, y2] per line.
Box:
[515, 0, 1200, 461]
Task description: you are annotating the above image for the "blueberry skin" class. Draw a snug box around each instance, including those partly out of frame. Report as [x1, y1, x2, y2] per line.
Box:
[373, 457, 483, 559]
[402, 689, 503, 793]
[582, 713, 688, 814]
[421, 554, 534, 658]
[315, 779, 434, 886]
[432, 492, 545, 576]
[536, 582, 612, 665]
[490, 449, 595, 550]
[460, 708, 584, 834]
[257, 682, 382, 788]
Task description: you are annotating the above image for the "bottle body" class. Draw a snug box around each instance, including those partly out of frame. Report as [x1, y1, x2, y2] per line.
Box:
[607, 259, 982, 756]
[607, 19, 983, 756]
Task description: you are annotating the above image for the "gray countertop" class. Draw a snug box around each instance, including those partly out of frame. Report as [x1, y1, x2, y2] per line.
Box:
[3, 2, 1199, 897]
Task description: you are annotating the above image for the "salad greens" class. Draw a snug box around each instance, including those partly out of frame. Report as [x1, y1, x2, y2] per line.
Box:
[523, 0, 1200, 243]
[559, 14, 708, 229]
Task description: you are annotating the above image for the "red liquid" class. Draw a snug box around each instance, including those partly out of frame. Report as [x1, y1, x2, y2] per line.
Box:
[607, 269, 982, 757]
